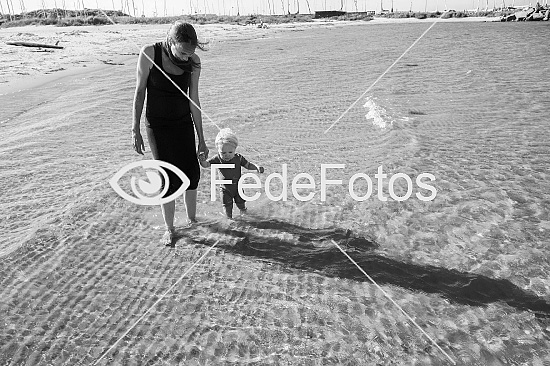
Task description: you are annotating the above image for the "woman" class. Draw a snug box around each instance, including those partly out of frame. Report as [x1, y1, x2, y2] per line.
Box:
[132, 21, 209, 246]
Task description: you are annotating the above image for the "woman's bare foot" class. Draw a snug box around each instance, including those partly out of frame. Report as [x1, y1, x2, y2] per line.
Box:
[160, 228, 175, 246]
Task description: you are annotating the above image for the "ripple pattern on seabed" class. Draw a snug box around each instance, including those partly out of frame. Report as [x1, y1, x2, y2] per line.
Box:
[0, 21, 549, 365]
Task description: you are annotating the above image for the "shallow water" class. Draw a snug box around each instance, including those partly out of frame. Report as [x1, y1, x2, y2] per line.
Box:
[1, 21, 549, 365]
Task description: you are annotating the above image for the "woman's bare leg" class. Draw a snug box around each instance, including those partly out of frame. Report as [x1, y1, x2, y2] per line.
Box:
[185, 189, 197, 222]
[159, 190, 196, 245]
[160, 200, 176, 245]
[161, 200, 176, 230]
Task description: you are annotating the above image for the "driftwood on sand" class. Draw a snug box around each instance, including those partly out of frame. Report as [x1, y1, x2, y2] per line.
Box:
[6, 41, 64, 49]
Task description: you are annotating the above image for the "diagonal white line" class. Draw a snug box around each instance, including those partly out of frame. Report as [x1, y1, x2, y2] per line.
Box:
[324, 19, 440, 134]
[323, 14, 457, 365]
[330, 240, 456, 365]
[93, 239, 220, 365]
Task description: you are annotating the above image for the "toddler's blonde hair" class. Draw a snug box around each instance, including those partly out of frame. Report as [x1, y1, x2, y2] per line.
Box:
[215, 128, 238, 148]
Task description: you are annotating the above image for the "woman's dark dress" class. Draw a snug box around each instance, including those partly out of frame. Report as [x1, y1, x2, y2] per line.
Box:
[145, 42, 200, 194]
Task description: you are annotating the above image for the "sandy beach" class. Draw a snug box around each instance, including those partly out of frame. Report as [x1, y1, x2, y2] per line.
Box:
[0, 16, 500, 95]
[1, 15, 548, 366]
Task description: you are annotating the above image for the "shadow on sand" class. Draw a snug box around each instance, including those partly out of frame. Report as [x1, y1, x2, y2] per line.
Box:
[180, 218, 550, 318]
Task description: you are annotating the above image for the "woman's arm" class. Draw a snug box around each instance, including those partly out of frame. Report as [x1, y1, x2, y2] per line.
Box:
[132, 44, 154, 155]
[189, 54, 209, 159]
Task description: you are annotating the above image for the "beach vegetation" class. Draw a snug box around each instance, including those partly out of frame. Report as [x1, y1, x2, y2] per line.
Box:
[390, 12, 413, 18]
[334, 13, 374, 21]
[376, 8, 516, 19]
[0, 10, 320, 28]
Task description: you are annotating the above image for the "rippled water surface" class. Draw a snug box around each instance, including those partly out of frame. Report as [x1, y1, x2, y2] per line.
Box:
[1, 21, 549, 365]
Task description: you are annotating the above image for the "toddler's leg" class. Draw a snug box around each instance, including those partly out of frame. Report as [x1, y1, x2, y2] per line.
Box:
[220, 189, 234, 219]
[235, 193, 247, 214]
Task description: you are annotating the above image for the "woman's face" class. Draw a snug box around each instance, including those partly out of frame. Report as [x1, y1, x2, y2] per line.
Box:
[170, 41, 195, 62]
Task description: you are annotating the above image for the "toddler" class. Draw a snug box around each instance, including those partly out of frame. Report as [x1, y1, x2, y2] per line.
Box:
[199, 128, 264, 218]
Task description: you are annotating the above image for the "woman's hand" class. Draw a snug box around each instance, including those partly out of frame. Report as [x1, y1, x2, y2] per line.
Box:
[197, 141, 209, 159]
[132, 130, 145, 155]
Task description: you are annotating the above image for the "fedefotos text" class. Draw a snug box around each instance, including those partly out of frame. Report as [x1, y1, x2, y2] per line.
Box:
[210, 164, 437, 202]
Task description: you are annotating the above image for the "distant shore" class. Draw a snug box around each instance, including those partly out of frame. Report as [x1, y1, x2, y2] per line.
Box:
[0, 9, 509, 28]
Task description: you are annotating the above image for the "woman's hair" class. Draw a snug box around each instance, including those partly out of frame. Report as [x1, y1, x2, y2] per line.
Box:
[167, 21, 208, 49]
[164, 21, 208, 71]
[215, 128, 238, 148]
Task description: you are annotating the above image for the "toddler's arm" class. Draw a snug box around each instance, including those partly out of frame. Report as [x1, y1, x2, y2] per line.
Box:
[245, 161, 264, 173]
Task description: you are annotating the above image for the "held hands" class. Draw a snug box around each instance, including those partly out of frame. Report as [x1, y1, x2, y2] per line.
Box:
[198, 151, 210, 168]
